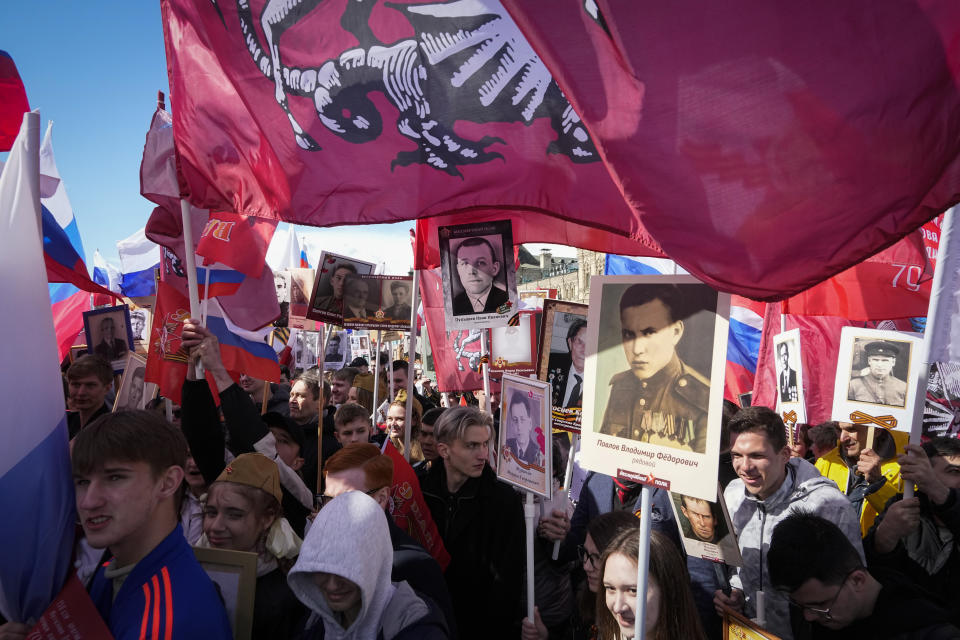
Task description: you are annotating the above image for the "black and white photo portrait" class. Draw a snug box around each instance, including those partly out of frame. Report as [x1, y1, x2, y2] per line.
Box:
[440, 220, 517, 330]
[307, 252, 375, 324]
[594, 282, 717, 453]
[83, 305, 135, 372]
[846, 339, 910, 408]
[537, 300, 589, 432]
[777, 340, 798, 403]
[497, 375, 552, 498]
[129, 308, 148, 342]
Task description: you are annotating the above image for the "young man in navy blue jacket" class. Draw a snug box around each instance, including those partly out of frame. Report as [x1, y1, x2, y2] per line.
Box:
[72, 411, 232, 640]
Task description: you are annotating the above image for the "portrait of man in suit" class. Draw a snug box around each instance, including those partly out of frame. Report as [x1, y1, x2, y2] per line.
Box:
[92, 315, 128, 362]
[341, 274, 377, 322]
[504, 390, 544, 468]
[777, 341, 798, 403]
[547, 318, 587, 410]
[450, 236, 509, 316]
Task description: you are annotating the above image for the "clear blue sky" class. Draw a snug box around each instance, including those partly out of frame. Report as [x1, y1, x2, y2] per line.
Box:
[1, 2, 169, 264]
[0, 2, 574, 271]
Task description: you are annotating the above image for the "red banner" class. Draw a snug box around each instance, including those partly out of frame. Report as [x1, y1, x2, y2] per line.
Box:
[506, 1, 960, 300]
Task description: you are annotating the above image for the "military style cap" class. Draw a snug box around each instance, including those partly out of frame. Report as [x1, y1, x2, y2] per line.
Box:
[215, 453, 282, 504]
[864, 341, 900, 358]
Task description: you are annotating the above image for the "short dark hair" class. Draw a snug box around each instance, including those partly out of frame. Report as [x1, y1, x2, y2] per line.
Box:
[422, 407, 445, 427]
[778, 342, 789, 355]
[72, 410, 188, 479]
[768, 513, 864, 592]
[508, 390, 534, 421]
[66, 354, 114, 386]
[455, 236, 498, 264]
[618, 282, 714, 323]
[566, 318, 587, 343]
[728, 406, 787, 452]
[618, 283, 684, 321]
[392, 359, 409, 373]
[809, 421, 839, 451]
[390, 281, 409, 293]
[922, 436, 960, 460]
[334, 402, 371, 430]
[332, 263, 357, 277]
[333, 366, 359, 386]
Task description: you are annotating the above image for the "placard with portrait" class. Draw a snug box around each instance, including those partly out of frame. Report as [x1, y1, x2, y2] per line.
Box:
[439, 220, 517, 331]
[580, 276, 729, 501]
[497, 375, 552, 498]
[306, 252, 376, 325]
[831, 327, 923, 433]
[537, 299, 589, 433]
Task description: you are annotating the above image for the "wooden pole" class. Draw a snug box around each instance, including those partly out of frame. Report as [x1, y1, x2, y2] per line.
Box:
[180, 200, 203, 378]
[316, 326, 327, 495]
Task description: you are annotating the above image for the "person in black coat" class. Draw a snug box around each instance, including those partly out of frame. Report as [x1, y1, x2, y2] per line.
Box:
[420, 407, 525, 639]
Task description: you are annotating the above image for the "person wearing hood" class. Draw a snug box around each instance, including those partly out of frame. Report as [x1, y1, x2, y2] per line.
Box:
[199, 453, 306, 640]
[288, 491, 448, 640]
[715, 406, 862, 640]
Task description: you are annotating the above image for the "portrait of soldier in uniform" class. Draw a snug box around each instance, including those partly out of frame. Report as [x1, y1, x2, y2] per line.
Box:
[597, 283, 712, 453]
[383, 280, 412, 321]
[847, 340, 909, 408]
[777, 341, 798, 403]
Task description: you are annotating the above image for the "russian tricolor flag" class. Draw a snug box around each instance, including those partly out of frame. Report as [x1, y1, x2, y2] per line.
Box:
[726, 296, 765, 403]
[196, 266, 245, 299]
[0, 113, 75, 622]
[117, 227, 160, 297]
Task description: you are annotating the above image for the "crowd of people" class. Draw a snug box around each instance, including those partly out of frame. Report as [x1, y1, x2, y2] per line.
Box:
[2, 320, 959, 640]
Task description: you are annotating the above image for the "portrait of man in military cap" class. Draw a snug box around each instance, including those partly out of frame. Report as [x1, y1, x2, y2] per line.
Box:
[596, 282, 717, 453]
[847, 339, 910, 408]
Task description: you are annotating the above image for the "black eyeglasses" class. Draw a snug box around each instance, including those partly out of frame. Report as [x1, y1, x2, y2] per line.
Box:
[317, 487, 384, 509]
[788, 569, 859, 620]
[577, 545, 601, 568]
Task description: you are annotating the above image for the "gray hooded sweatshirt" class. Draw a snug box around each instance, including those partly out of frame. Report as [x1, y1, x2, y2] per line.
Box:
[724, 457, 864, 640]
[287, 491, 439, 640]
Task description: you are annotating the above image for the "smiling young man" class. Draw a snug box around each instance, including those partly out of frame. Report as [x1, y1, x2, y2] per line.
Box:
[419, 406, 524, 639]
[769, 513, 960, 639]
[716, 406, 861, 640]
[72, 411, 231, 640]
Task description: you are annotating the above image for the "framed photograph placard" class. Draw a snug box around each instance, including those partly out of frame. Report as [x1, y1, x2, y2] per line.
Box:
[579, 276, 729, 501]
[343, 274, 414, 330]
[773, 329, 806, 432]
[537, 300, 589, 433]
[831, 327, 923, 433]
[440, 220, 517, 330]
[497, 374, 552, 498]
[193, 547, 257, 640]
[273, 270, 291, 328]
[306, 251, 376, 325]
[668, 486, 742, 566]
[489, 311, 537, 377]
[722, 607, 782, 640]
[82, 305, 135, 373]
[288, 267, 315, 322]
[113, 353, 157, 412]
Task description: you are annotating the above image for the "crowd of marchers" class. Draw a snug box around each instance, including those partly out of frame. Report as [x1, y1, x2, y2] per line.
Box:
[1, 317, 959, 640]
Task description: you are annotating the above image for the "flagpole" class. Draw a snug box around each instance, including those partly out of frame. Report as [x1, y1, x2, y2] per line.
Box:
[524, 490, 536, 624]
[905, 206, 956, 498]
[403, 270, 420, 463]
[373, 329, 382, 424]
[180, 200, 203, 377]
[634, 485, 653, 640]
[552, 433, 578, 560]
[317, 325, 327, 497]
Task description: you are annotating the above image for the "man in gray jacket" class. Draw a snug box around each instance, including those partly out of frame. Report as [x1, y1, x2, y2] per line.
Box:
[715, 406, 862, 640]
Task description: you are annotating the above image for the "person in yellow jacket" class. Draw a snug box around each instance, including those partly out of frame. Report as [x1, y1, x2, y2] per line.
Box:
[815, 421, 907, 537]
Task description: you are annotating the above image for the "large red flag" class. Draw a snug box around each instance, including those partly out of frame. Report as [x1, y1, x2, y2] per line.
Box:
[419, 267, 485, 393]
[781, 225, 935, 320]
[0, 51, 28, 151]
[196, 211, 278, 278]
[159, 0, 660, 255]
[506, 1, 960, 299]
